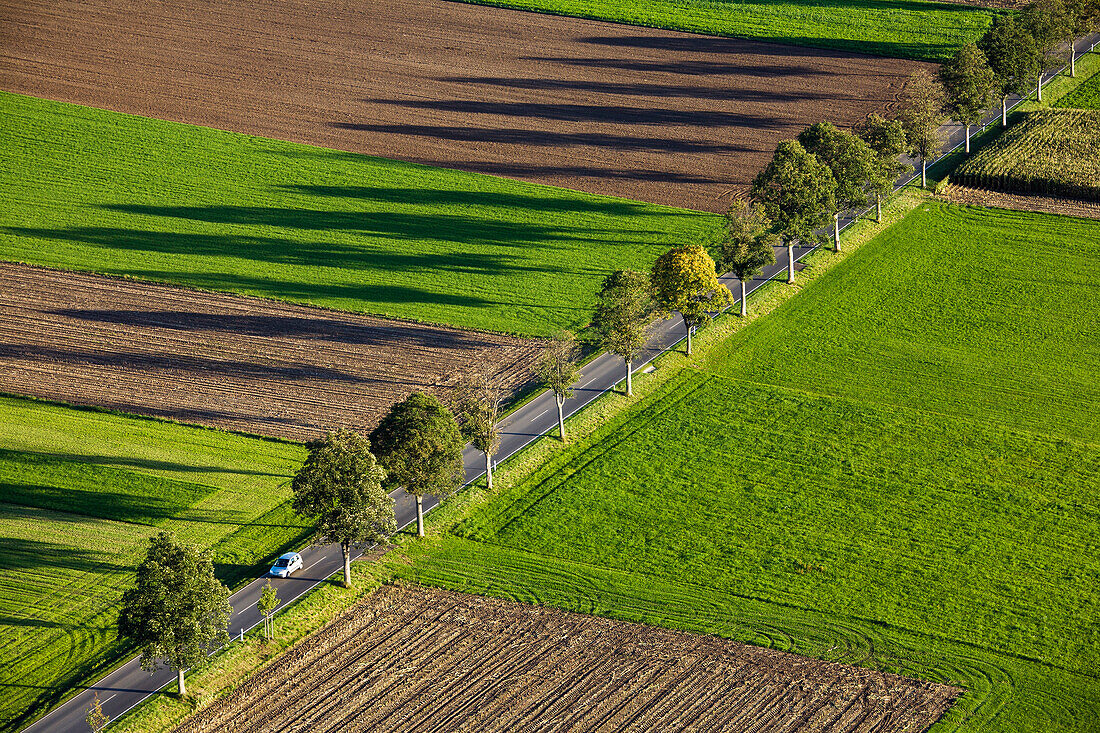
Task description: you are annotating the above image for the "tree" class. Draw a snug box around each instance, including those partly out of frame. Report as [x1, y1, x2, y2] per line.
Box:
[291, 429, 395, 587]
[1019, 0, 1071, 100]
[939, 44, 997, 153]
[651, 244, 733, 355]
[257, 580, 280, 640]
[718, 200, 778, 316]
[86, 692, 109, 733]
[371, 392, 464, 538]
[797, 122, 877, 250]
[979, 15, 1043, 126]
[537, 330, 581, 442]
[854, 113, 909, 222]
[897, 69, 947, 187]
[750, 140, 836, 283]
[117, 531, 231, 698]
[1065, 0, 1100, 75]
[452, 368, 504, 491]
[591, 269, 654, 396]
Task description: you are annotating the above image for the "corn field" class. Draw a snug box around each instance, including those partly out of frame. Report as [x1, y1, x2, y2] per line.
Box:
[953, 110, 1100, 201]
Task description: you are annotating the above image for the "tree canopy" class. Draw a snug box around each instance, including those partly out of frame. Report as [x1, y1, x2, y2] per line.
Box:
[720, 201, 778, 317]
[292, 429, 395, 586]
[370, 392, 464, 536]
[855, 113, 910, 219]
[537, 330, 582, 441]
[797, 122, 877, 213]
[751, 139, 836, 246]
[898, 69, 947, 185]
[651, 244, 733, 354]
[591, 269, 654, 395]
[118, 531, 231, 697]
[940, 43, 997, 128]
[980, 14, 1043, 98]
[452, 369, 504, 490]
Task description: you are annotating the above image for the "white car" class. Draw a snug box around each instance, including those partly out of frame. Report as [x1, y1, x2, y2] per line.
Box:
[269, 552, 303, 578]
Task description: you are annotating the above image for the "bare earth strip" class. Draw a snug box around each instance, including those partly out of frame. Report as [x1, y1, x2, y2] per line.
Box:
[943, 184, 1100, 220]
[175, 584, 960, 733]
[0, 0, 925, 212]
[0, 263, 538, 440]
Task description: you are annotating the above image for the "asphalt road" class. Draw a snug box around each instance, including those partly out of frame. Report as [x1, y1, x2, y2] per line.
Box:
[21, 32, 1100, 733]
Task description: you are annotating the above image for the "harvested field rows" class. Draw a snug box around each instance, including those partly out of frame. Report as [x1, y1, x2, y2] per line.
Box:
[0, 263, 539, 441]
[175, 584, 960, 733]
[943, 184, 1100, 219]
[0, 0, 925, 212]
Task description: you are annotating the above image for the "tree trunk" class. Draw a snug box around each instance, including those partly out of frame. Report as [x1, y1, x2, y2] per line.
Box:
[684, 320, 692, 355]
[415, 495, 424, 537]
[1037, 72, 1043, 102]
[1002, 96, 1008, 127]
[342, 542, 352, 588]
[1070, 44, 1076, 77]
[484, 449, 493, 491]
[921, 158, 927, 188]
[177, 668, 186, 697]
[739, 279, 747, 317]
[787, 243, 795, 283]
[625, 360, 633, 396]
[833, 212, 840, 251]
[875, 193, 882, 223]
[556, 393, 567, 441]
[964, 124, 970, 154]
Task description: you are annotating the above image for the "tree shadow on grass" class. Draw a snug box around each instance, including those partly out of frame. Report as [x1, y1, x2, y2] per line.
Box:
[0, 536, 129, 575]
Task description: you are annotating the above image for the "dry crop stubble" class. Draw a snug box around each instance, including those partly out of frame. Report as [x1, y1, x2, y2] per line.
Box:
[172, 584, 960, 733]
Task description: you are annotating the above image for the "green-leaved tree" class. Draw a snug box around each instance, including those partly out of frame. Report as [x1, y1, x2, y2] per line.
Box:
[940, 43, 997, 153]
[537, 330, 581, 442]
[980, 15, 1043, 126]
[855, 113, 909, 222]
[751, 140, 836, 282]
[117, 531, 231, 698]
[898, 69, 947, 187]
[258, 580, 280, 640]
[591, 269, 654, 396]
[651, 244, 733, 355]
[371, 393, 464, 537]
[718, 200, 778, 317]
[452, 369, 504, 491]
[1019, 0, 1072, 100]
[291, 429, 395, 587]
[797, 122, 877, 250]
[1066, 0, 1100, 75]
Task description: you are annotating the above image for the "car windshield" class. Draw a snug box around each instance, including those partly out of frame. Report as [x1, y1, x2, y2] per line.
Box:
[275, 558, 289, 567]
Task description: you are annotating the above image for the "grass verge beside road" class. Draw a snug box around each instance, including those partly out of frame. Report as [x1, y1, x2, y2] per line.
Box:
[0, 91, 720, 338]
[445, 0, 996, 61]
[0, 397, 307, 732]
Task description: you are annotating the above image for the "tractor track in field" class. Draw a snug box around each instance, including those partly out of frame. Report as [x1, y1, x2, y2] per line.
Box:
[0, 262, 539, 441]
[0, 0, 927, 213]
[174, 584, 961, 733]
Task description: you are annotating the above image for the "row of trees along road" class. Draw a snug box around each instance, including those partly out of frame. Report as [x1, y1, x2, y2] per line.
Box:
[111, 4, 1100, 699]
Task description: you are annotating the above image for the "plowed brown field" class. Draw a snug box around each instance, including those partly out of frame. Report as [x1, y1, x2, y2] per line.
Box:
[0, 0, 925, 212]
[175, 584, 959, 733]
[0, 263, 538, 440]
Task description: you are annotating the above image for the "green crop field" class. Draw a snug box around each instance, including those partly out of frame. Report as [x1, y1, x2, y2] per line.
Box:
[953, 109, 1100, 201]
[0, 91, 720, 338]
[448, 0, 996, 61]
[396, 201, 1100, 732]
[0, 398, 308, 732]
[1055, 67, 1100, 110]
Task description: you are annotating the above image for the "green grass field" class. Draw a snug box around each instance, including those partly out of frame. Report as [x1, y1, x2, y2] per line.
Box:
[395, 201, 1100, 732]
[1055, 67, 1100, 109]
[0, 398, 308, 732]
[0, 91, 720, 338]
[447, 0, 997, 61]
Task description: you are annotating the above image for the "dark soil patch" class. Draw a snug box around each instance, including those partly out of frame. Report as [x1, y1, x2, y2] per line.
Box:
[174, 584, 961, 733]
[0, 263, 539, 441]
